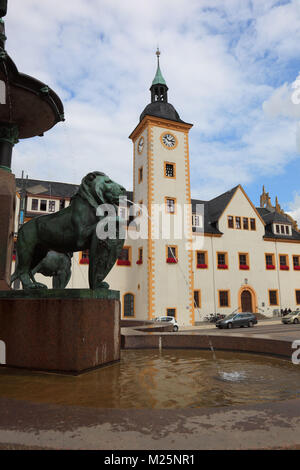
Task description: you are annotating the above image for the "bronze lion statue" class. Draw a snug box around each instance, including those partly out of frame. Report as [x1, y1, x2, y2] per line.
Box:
[31, 251, 73, 289]
[11, 171, 126, 290]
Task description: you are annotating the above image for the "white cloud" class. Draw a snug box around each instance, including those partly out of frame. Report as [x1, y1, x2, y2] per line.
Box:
[263, 75, 300, 120]
[2, 0, 300, 206]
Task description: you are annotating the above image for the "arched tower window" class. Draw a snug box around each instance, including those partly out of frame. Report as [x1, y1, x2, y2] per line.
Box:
[123, 293, 135, 317]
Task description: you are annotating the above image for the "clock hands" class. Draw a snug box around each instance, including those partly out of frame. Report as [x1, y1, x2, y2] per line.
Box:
[162, 133, 176, 148]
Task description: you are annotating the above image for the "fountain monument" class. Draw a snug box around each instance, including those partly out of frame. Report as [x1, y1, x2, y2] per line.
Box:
[0, 1, 125, 374]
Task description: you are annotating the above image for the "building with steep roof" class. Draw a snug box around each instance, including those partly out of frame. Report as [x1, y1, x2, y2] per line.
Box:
[12, 53, 300, 323]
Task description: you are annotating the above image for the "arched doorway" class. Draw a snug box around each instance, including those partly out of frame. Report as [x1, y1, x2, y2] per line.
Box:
[238, 286, 258, 313]
[241, 290, 253, 312]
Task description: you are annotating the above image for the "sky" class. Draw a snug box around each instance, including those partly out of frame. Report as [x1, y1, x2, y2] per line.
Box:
[5, 0, 300, 222]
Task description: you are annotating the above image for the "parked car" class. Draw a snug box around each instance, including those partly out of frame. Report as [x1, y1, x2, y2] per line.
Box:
[281, 311, 300, 324]
[216, 312, 257, 329]
[154, 316, 179, 332]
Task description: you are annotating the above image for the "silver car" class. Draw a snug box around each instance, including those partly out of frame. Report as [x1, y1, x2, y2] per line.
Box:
[282, 311, 300, 324]
[154, 316, 179, 332]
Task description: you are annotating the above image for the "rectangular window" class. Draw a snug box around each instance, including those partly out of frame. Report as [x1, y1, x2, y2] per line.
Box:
[265, 253, 275, 269]
[269, 290, 278, 306]
[31, 199, 38, 210]
[228, 216, 234, 228]
[165, 198, 176, 214]
[164, 162, 175, 178]
[124, 293, 135, 317]
[219, 290, 230, 307]
[217, 252, 228, 269]
[276, 225, 280, 234]
[239, 253, 249, 269]
[243, 217, 249, 230]
[285, 225, 290, 235]
[59, 199, 65, 210]
[218, 253, 226, 265]
[117, 247, 131, 266]
[166, 308, 176, 318]
[280, 225, 285, 234]
[40, 200, 47, 211]
[293, 255, 300, 269]
[197, 251, 207, 268]
[279, 254, 289, 270]
[250, 218, 256, 230]
[235, 217, 241, 229]
[296, 290, 300, 305]
[138, 166, 143, 183]
[119, 248, 129, 261]
[194, 290, 201, 308]
[79, 249, 89, 264]
[167, 245, 178, 263]
[49, 200, 55, 212]
[239, 254, 247, 265]
[137, 247, 143, 264]
[279, 255, 287, 266]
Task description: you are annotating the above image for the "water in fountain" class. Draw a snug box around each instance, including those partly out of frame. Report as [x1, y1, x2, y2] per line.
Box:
[0, 350, 299, 408]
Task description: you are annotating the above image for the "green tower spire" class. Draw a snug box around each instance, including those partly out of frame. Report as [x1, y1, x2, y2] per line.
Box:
[152, 47, 167, 86]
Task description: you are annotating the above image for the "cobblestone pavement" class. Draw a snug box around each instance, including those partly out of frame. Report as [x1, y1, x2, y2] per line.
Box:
[0, 397, 300, 450]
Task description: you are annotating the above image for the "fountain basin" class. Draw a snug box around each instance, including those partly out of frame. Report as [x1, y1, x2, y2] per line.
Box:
[0, 349, 299, 409]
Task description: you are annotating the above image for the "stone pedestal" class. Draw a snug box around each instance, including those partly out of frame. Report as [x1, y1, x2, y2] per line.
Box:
[0, 289, 120, 374]
[0, 169, 15, 290]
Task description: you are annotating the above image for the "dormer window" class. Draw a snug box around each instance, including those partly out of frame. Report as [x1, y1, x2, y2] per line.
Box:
[273, 223, 291, 236]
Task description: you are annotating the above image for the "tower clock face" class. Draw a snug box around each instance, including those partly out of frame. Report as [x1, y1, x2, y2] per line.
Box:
[161, 132, 177, 149]
[138, 136, 144, 153]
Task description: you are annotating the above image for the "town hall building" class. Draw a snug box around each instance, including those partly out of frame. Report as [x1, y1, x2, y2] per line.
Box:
[12, 53, 300, 325]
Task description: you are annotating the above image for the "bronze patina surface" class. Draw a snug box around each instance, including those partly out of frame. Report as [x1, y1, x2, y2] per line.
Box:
[31, 251, 72, 289]
[11, 171, 126, 290]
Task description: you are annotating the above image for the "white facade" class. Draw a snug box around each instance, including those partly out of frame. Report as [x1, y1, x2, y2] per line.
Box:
[12, 69, 300, 325]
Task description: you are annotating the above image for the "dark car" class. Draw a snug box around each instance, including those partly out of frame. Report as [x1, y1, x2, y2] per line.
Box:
[216, 312, 257, 329]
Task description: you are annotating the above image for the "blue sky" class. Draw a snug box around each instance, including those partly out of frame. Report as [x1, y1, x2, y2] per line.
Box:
[5, 0, 300, 221]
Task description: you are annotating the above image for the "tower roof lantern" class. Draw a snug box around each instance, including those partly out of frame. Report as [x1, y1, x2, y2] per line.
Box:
[152, 48, 167, 86]
[138, 48, 191, 126]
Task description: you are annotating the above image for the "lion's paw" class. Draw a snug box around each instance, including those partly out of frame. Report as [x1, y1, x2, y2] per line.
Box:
[95, 281, 110, 289]
[27, 282, 48, 290]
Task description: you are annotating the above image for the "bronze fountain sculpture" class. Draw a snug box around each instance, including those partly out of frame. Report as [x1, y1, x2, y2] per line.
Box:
[11, 171, 126, 290]
[31, 251, 73, 289]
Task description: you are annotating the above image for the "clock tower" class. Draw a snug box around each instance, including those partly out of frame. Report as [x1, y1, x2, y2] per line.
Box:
[129, 50, 195, 326]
